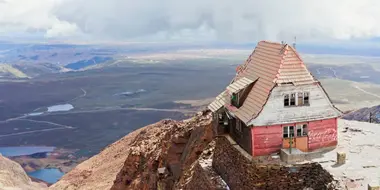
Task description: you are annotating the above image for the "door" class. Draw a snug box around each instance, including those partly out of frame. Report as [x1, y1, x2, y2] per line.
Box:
[295, 124, 308, 152]
[282, 125, 308, 152]
[282, 126, 296, 149]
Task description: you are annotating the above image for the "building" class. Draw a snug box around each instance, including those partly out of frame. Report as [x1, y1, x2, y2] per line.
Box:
[208, 41, 342, 157]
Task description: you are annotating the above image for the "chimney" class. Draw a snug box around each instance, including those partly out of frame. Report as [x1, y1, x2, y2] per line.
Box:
[292, 36, 297, 49]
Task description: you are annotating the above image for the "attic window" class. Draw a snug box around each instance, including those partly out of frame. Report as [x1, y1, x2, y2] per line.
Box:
[231, 93, 239, 107]
[284, 92, 310, 107]
[290, 93, 296, 106]
[297, 92, 303, 105]
[284, 94, 289, 106]
[304, 92, 310, 105]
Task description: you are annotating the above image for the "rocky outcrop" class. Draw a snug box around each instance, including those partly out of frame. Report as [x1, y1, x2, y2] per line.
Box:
[342, 105, 380, 123]
[0, 155, 47, 190]
[51, 110, 213, 190]
[49, 123, 149, 190]
[110, 110, 213, 190]
[175, 141, 229, 190]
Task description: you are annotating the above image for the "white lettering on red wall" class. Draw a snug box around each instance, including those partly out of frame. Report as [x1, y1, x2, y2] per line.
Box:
[308, 128, 337, 142]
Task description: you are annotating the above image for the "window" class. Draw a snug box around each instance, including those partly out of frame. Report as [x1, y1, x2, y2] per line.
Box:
[236, 120, 242, 132]
[231, 93, 239, 107]
[296, 124, 308, 136]
[218, 113, 224, 124]
[302, 124, 308, 136]
[304, 92, 310, 105]
[297, 92, 303, 105]
[284, 94, 289, 107]
[283, 126, 294, 138]
[284, 92, 310, 107]
[290, 93, 296, 106]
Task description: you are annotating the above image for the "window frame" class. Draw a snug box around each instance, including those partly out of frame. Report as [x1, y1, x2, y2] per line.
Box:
[290, 93, 296, 106]
[283, 126, 295, 138]
[284, 92, 310, 107]
[296, 124, 308, 137]
[297, 92, 304, 106]
[303, 92, 310, 105]
[231, 92, 239, 107]
[284, 94, 290, 107]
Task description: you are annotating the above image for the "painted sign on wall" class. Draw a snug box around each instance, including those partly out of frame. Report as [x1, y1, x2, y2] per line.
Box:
[308, 128, 337, 142]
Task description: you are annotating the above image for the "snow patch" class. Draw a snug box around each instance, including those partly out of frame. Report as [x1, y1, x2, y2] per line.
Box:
[311, 119, 380, 189]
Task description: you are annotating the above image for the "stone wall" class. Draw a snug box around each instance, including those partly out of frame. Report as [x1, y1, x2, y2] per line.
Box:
[213, 136, 338, 190]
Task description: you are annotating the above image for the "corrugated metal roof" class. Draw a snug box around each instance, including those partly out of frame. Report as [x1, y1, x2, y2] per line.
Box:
[208, 91, 227, 112]
[226, 77, 256, 93]
[225, 41, 317, 124]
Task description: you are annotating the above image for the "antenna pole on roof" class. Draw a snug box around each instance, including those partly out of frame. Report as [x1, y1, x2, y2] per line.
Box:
[293, 36, 297, 49]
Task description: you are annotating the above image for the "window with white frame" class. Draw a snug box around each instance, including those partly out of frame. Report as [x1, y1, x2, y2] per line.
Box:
[297, 92, 304, 105]
[284, 94, 290, 107]
[283, 126, 294, 138]
[284, 92, 310, 107]
[290, 93, 296, 106]
[303, 92, 310, 105]
[296, 124, 308, 136]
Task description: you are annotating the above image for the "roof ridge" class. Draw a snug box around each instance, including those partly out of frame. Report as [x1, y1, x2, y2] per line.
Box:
[259, 40, 285, 46]
[273, 45, 289, 83]
[287, 46, 315, 79]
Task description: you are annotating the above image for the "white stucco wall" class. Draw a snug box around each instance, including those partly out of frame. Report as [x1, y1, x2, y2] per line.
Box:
[248, 83, 341, 126]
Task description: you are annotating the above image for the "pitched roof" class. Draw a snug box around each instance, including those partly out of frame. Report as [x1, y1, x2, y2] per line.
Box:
[227, 41, 316, 124]
[208, 91, 227, 112]
[226, 77, 257, 94]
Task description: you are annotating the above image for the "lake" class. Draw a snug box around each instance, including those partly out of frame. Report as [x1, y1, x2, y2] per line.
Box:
[0, 146, 55, 157]
[47, 104, 74, 112]
[28, 168, 64, 184]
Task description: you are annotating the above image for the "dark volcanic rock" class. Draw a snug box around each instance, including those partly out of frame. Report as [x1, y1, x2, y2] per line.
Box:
[342, 105, 380, 123]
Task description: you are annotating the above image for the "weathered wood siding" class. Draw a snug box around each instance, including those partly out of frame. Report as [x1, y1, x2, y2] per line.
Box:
[251, 118, 338, 156]
[251, 125, 282, 156]
[229, 118, 252, 155]
[308, 118, 338, 150]
[249, 83, 341, 126]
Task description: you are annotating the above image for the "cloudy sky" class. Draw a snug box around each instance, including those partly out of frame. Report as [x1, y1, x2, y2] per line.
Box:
[1, 0, 380, 44]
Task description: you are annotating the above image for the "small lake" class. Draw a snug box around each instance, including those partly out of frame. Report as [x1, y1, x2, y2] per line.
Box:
[47, 104, 74, 112]
[0, 146, 55, 157]
[28, 168, 64, 184]
[27, 112, 43, 116]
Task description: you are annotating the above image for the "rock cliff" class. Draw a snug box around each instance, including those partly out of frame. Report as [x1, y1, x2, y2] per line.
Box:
[0, 155, 47, 190]
[51, 110, 338, 190]
[51, 110, 213, 190]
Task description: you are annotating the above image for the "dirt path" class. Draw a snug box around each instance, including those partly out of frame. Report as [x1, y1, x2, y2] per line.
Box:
[354, 85, 380, 99]
[0, 127, 71, 138]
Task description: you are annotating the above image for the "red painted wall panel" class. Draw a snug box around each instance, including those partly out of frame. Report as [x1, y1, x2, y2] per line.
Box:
[307, 118, 338, 151]
[252, 125, 283, 156]
[251, 118, 338, 156]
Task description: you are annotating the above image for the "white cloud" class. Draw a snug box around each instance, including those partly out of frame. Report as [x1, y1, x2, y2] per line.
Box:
[1, 0, 380, 42]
